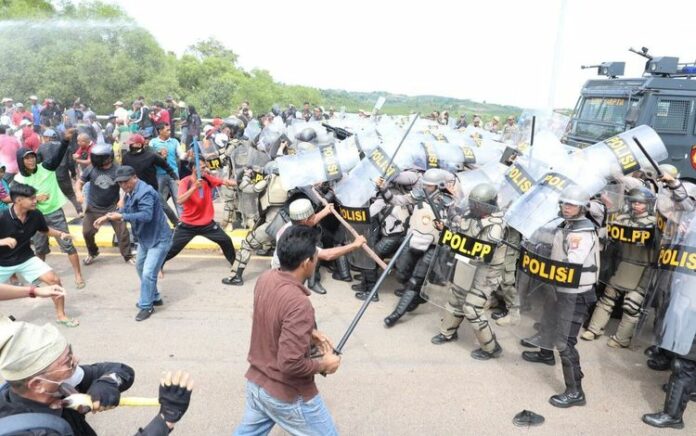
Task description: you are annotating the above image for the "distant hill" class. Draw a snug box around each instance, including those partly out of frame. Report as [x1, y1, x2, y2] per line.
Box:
[319, 89, 523, 119]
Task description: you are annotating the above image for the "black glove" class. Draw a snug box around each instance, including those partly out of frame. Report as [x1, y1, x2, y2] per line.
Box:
[159, 379, 192, 423]
[86, 376, 121, 409]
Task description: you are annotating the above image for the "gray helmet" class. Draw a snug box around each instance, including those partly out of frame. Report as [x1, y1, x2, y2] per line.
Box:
[468, 183, 498, 217]
[271, 104, 281, 117]
[296, 127, 317, 143]
[421, 168, 454, 190]
[289, 198, 314, 221]
[558, 185, 590, 208]
[659, 164, 679, 179]
[625, 187, 655, 204]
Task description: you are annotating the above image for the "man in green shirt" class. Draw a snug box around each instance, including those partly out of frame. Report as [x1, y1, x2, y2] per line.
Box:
[13, 129, 85, 289]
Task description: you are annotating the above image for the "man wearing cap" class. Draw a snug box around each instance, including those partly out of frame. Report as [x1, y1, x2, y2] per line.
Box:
[94, 166, 172, 321]
[29, 96, 41, 133]
[501, 115, 519, 142]
[0, 125, 21, 182]
[0, 182, 78, 327]
[14, 128, 86, 289]
[0, 319, 195, 434]
[264, 199, 365, 294]
[113, 100, 129, 125]
[122, 133, 180, 224]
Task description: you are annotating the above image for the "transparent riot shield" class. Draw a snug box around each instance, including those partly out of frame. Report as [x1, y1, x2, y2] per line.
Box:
[512, 218, 597, 351]
[244, 119, 262, 142]
[572, 125, 667, 179]
[653, 208, 696, 360]
[277, 139, 359, 190]
[504, 165, 607, 239]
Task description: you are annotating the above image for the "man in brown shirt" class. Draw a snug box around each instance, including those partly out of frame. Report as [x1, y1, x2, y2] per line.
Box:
[234, 225, 341, 436]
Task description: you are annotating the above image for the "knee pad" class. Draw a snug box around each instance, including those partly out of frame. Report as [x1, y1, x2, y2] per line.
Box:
[622, 296, 642, 317]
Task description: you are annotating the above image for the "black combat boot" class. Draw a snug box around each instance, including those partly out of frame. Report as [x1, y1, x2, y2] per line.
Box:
[471, 341, 503, 361]
[332, 256, 353, 282]
[549, 360, 586, 408]
[643, 359, 694, 429]
[384, 288, 418, 327]
[307, 269, 327, 295]
[222, 268, 244, 286]
[522, 348, 556, 366]
[355, 270, 378, 301]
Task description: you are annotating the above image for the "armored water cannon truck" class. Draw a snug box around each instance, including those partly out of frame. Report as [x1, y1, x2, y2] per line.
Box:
[563, 47, 696, 177]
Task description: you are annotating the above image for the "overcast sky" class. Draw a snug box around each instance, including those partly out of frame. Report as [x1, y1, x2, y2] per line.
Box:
[111, 0, 694, 110]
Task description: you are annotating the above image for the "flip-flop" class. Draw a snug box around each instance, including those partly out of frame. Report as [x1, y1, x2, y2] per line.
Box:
[56, 318, 80, 328]
[75, 280, 86, 289]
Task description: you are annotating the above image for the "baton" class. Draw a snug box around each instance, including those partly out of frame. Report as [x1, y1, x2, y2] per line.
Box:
[530, 115, 536, 146]
[632, 136, 663, 178]
[310, 187, 388, 270]
[381, 113, 420, 180]
[192, 139, 204, 198]
[334, 233, 412, 354]
[62, 393, 159, 413]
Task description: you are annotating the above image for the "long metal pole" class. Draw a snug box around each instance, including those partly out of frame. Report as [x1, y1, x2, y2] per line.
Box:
[382, 113, 420, 179]
[335, 233, 412, 353]
[633, 136, 663, 177]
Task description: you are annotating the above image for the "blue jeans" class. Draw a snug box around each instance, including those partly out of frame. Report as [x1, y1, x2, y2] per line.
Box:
[233, 381, 338, 436]
[157, 174, 182, 215]
[136, 239, 171, 309]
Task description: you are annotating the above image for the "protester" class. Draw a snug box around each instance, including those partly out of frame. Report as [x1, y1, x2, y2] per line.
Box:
[233, 225, 340, 436]
[94, 166, 172, 321]
[0, 183, 78, 327]
[163, 159, 237, 282]
[0, 319, 194, 434]
[13, 129, 86, 289]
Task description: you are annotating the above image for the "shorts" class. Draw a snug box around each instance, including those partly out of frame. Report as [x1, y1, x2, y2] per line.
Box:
[32, 209, 77, 256]
[0, 257, 53, 284]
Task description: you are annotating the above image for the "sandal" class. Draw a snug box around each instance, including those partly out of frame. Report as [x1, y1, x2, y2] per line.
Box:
[56, 318, 80, 328]
[75, 280, 86, 289]
[83, 254, 98, 265]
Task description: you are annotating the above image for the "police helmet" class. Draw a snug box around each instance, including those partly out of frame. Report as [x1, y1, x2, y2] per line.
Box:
[558, 185, 590, 208]
[625, 187, 656, 205]
[468, 183, 498, 217]
[421, 168, 454, 190]
[296, 127, 317, 144]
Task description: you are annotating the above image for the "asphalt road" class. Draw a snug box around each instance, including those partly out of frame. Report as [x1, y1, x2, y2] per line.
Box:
[2, 249, 693, 436]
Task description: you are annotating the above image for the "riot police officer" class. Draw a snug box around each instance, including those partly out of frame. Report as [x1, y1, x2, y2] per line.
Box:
[521, 185, 600, 408]
[379, 168, 455, 328]
[224, 162, 289, 286]
[582, 187, 656, 348]
[430, 183, 508, 360]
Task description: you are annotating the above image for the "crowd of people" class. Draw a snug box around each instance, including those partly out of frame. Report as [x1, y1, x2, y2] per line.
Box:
[0, 93, 693, 434]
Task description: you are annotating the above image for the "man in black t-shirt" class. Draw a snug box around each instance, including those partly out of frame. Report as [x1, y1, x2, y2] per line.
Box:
[75, 144, 132, 265]
[0, 183, 78, 327]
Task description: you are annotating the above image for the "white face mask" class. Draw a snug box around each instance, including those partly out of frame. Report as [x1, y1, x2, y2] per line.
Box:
[34, 366, 85, 397]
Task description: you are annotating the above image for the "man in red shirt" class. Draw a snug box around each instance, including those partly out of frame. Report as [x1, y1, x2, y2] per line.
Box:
[163, 159, 237, 280]
[150, 102, 171, 129]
